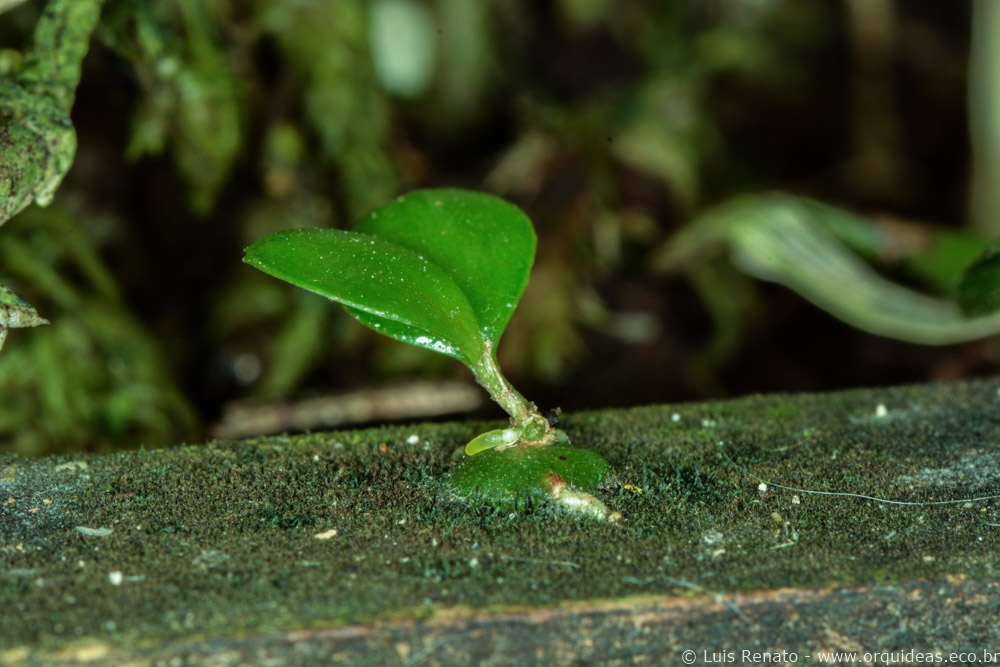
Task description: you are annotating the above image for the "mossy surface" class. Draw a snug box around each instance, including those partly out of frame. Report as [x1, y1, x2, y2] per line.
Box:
[2, 379, 1000, 657]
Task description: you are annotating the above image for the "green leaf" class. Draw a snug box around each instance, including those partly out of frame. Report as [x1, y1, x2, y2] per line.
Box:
[957, 242, 1000, 316]
[663, 194, 1000, 345]
[243, 227, 485, 364]
[464, 427, 518, 456]
[354, 189, 536, 352]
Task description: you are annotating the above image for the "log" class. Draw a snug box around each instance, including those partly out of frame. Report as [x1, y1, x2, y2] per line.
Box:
[3, 378, 999, 665]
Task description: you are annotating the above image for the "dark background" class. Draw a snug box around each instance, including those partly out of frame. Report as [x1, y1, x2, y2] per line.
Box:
[1, 0, 993, 455]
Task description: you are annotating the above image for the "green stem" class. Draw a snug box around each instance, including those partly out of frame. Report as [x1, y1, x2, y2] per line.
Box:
[471, 342, 551, 444]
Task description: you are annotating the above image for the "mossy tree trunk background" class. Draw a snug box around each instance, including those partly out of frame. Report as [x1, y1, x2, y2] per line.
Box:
[0, 2, 994, 459]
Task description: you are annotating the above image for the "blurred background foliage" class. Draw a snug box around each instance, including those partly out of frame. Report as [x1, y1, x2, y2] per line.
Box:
[1, 0, 996, 455]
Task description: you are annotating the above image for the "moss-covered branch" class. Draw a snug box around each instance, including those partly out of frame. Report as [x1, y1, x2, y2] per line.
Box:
[0, 0, 103, 226]
[2, 378, 999, 662]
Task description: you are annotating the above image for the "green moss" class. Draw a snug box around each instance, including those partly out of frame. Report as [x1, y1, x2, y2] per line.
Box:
[0, 0, 102, 225]
[765, 403, 798, 421]
[2, 379, 1000, 658]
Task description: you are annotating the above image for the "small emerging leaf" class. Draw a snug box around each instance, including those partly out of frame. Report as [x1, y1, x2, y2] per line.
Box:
[465, 428, 518, 456]
[244, 228, 484, 364]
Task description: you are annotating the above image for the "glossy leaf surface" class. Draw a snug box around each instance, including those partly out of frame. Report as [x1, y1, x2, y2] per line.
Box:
[244, 228, 484, 364]
[354, 189, 536, 353]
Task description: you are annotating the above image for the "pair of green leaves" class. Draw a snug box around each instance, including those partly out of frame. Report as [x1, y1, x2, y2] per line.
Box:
[244, 189, 611, 510]
[243, 188, 536, 370]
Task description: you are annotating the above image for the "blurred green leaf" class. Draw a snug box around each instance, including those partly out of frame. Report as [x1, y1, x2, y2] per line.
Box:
[800, 202, 989, 295]
[368, 0, 436, 98]
[661, 194, 1000, 345]
[253, 290, 330, 399]
[101, 0, 245, 214]
[556, 0, 615, 28]
[433, 0, 493, 125]
[957, 242, 1000, 317]
[0, 207, 195, 455]
[253, 0, 396, 217]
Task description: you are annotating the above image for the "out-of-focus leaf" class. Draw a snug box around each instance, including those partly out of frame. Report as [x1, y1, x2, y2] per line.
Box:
[244, 228, 485, 365]
[0, 0, 31, 14]
[0, 207, 195, 455]
[957, 242, 1000, 316]
[614, 118, 700, 212]
[969, 0, 1000, 236]
[253, 291, 329, 399]
[101, 0, 245, 214]
[368, 0, 436, 98]
[659, 194, 1000, 345]
[497, 261, 584, 382]
[799, 202, 989, 294]
[0, 0, 102, 226]
[612, 76, 720, 213]
[434, 0, 493, 125]
[556, 0, 615, 28]
[685, 259, 756, 365]
[0, 284, 48, 351]
[253, 0, 396, 218]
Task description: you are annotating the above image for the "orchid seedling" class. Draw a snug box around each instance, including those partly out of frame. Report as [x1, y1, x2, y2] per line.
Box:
[244, 189, 611, 516]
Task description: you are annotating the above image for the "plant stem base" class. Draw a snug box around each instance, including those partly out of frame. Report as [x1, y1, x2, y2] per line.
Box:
[447, 442, 612, 518]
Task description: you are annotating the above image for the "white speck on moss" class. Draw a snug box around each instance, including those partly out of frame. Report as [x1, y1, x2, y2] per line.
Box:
[875, 403, 888, 418]
[671, 413, 681, 422]
[701, 529, 724, 545]
[406, 434, 419, 445]
[314, 528, 338, 540]
[108, 571, 123, 586]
